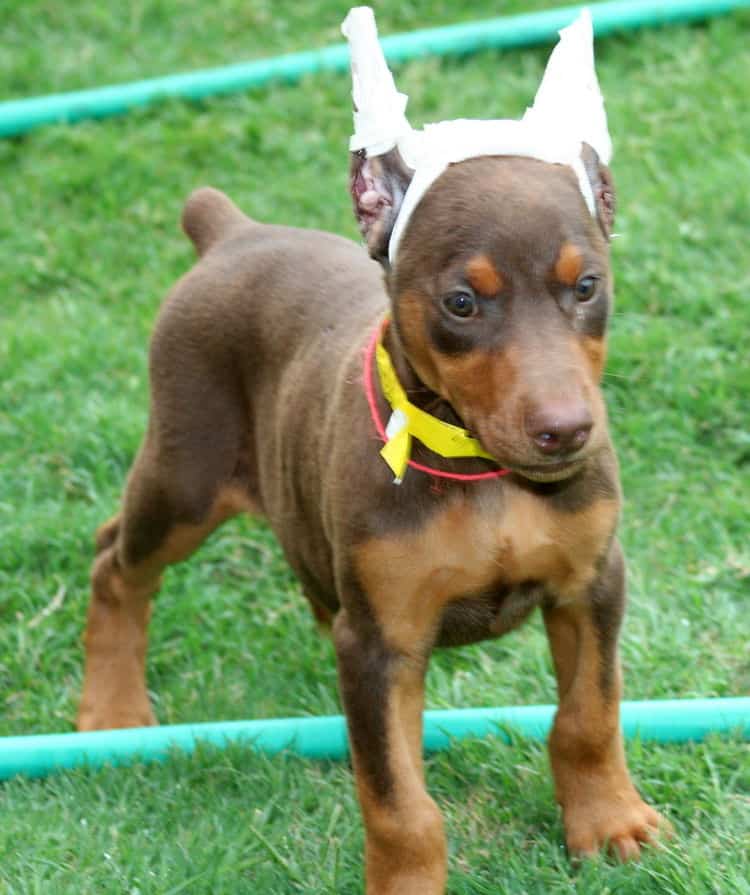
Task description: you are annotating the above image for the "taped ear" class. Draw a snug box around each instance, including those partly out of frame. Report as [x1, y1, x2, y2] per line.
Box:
[350, 146, 414, 265]
[581, 142, 616, 239]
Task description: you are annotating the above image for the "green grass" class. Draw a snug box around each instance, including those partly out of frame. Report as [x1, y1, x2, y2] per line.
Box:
[1, 1, 749, 892]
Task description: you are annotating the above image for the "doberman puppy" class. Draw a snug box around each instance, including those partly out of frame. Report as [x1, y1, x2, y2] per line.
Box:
[77, 143, 667, 891]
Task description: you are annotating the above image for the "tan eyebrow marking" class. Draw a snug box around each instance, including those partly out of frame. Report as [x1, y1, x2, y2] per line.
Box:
[466, 254, 503, 296]
[554, 243, 584, 286]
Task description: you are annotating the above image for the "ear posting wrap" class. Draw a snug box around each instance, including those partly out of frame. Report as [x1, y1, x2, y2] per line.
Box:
[341, 6, 612, 264]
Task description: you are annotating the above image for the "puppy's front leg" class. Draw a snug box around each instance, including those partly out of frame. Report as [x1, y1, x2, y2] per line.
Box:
[334, 609, 446, 895]
[543, 541, 667, 860]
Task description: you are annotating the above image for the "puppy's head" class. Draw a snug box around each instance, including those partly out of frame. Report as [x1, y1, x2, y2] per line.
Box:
[351, 146, 616, 481]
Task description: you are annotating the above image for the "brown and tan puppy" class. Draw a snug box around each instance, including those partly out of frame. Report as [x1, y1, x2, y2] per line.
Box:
[77, 141, 667, 891]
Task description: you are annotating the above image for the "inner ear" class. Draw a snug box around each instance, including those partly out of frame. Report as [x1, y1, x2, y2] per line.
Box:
[580, 143, 616, 240]
[349, 147, 414, 266]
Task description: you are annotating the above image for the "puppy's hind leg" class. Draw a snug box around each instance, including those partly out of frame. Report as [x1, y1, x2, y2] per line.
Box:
[77, 376, 251, 731]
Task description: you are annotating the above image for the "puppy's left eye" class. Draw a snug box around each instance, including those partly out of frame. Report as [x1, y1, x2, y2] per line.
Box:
[574, 276, 598, 302]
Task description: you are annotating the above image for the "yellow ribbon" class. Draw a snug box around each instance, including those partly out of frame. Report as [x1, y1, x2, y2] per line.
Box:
[375, 335, 497, 482]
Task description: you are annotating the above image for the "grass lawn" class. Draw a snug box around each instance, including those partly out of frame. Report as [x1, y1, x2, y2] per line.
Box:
[1, 1, 748, 892]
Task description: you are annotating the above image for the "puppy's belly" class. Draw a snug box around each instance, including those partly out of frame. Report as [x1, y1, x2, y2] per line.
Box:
[435, 581, 545, 648]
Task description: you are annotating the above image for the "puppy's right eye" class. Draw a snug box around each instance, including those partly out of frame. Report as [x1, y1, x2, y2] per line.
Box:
[443, 291, 477, 319]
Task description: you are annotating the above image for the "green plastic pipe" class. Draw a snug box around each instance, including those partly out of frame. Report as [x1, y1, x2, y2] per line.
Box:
[1, 0, 749, 138]
[1, 698, 747, 781]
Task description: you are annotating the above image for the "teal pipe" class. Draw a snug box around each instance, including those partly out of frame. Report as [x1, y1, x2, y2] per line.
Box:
[1, 0, 749, 138]
[1, 698, 747, 781]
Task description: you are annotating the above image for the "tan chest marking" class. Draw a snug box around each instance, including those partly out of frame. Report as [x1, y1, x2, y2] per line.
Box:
[355, 490, 618, 652]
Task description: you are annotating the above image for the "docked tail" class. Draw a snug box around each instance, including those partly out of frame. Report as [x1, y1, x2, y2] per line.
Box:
[181, 187, 252, 256]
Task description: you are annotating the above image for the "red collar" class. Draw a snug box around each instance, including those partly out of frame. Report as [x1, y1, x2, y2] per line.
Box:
[363, 318, 510, 482]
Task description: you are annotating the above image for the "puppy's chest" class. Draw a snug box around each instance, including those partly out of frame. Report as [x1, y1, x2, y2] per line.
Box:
[356, 488, 618, 623]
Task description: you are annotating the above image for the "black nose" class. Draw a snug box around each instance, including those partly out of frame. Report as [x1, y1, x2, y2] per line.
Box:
[525, 403, 593, 456]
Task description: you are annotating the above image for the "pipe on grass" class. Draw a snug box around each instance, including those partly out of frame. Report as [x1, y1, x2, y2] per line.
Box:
[1, 697, 747, 781]
[1, 0, 750, 138]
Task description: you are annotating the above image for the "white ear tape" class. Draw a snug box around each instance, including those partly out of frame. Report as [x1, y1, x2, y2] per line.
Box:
[341, 7, 413, 160]
[524, 9, 611, 167]
[342, 7, 612, 264]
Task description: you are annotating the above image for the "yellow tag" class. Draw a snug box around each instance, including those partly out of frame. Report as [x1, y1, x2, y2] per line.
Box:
[380, 424, 411, 482]
[375, 334, 497, 481]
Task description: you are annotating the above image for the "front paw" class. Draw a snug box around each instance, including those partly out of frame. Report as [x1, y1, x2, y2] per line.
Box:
[563, 785, 670, 861]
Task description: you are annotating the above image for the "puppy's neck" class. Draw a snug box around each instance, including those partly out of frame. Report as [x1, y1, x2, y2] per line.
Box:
[380, 317, 464, 429]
